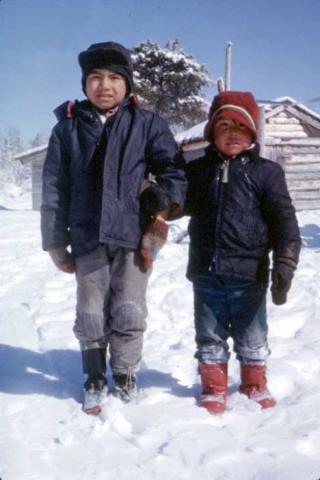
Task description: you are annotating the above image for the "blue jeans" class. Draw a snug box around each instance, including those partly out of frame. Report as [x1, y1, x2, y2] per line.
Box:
[192, 274, 270, 364]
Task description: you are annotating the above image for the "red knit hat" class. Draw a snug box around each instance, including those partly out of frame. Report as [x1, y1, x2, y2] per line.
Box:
[204, 91, 259, 143]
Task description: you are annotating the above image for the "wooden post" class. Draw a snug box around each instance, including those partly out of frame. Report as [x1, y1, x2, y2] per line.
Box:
[217, 77, 225, 92]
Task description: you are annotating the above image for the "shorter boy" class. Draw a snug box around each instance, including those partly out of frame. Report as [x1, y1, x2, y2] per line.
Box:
[183, 91, 301, 413]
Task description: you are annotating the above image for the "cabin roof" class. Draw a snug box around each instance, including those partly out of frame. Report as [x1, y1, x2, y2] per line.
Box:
[176, 97, 320, 146]
[14, 144, 48, 161]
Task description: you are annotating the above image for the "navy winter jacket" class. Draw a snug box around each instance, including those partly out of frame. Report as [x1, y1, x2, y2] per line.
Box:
[184, 144, 301, 283]
[41, 97, 186, 256]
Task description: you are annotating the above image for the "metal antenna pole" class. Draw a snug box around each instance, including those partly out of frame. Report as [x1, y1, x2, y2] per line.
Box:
[225, 42, 233, 91]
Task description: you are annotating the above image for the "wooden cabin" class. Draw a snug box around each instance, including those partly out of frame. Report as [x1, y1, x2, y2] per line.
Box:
[176, 97, 320, 211]
[14, 97, 320, 211]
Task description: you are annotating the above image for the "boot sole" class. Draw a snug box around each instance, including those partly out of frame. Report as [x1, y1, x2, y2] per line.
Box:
[83, 405, 102, 415]
[198, 395, 226, 414]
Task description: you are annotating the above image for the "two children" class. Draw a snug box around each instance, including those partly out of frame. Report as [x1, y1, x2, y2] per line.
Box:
[184, 91, 301, 413]
[41, 42, 301, 415]
[41, 42, 186, 414]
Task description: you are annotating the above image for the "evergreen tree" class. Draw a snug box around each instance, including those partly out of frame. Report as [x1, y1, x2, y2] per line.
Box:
[0, 128, 25, 186]
[131, 39, 211, 130]
[29, 131, 49, 149]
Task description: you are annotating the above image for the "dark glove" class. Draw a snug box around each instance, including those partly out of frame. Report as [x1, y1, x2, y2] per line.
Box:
[48, 247, 75, 274]
[271, 261, 295, 305]
[140, 183, 170, 217]
[140, 218, 169, 270]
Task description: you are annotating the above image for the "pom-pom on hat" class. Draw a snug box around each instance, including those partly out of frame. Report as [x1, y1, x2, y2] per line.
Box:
[78, 42, 134, 95]
[204, 91, 259, 143]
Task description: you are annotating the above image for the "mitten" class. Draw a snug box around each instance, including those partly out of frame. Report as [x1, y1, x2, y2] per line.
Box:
[140, 183, 170, 217]
[140, 218, 169, 270]
[271, 261, 295, 305]
[48, 247, 75, 274]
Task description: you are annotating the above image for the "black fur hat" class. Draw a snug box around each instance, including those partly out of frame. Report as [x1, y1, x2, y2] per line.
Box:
[78, 42, 133, 95]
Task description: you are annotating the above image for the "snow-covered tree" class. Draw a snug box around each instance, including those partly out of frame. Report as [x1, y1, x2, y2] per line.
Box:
[29, 131, 49, 149]
[0, 128, 25, 187]
[131, 39, 211, 130]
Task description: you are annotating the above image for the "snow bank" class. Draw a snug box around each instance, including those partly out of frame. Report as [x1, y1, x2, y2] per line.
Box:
[0, 198, 320, 479]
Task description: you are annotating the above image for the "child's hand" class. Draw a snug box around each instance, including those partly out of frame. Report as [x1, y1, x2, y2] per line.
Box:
[48, 247, 75, 274]
[140, 217, 169, 270]
[271, 262, 295, 305]
[59, 259, 76, 274]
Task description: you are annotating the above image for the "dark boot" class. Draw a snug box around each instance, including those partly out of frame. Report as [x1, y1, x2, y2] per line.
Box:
[239, 364, 276, 409]
[82, 348, 107, 377]
[83, 374, 108, 415]
[112, 370, 137, 403]
[82, 348, 107, 415]
[198, 363, 228, 414]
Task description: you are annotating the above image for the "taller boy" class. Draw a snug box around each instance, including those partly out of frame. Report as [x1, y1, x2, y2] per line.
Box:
[41, 42, 186, 414]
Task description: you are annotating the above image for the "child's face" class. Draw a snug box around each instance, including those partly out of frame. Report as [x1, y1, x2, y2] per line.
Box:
[213, 117, 253, 158]
[86, 68, 127, 110]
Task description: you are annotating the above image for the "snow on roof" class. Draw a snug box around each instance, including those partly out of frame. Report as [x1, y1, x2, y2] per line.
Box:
[175, 121, 207, 144]
[14, 144, 48, 160]
[265, 96, 320, 121]
[176, 97, 320, 145]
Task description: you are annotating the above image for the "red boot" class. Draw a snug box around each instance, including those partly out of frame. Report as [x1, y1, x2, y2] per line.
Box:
[198, 363, 228, 414]
[240, 364, 276, 409]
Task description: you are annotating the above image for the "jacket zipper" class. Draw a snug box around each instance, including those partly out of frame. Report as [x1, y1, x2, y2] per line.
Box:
[209, 160, 227, 271]
[222, 159, 229, 183]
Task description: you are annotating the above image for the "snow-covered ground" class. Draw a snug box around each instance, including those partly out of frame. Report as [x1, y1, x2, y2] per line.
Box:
[1, 187, 320, 480]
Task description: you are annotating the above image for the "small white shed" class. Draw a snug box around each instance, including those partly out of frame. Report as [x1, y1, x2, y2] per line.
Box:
[14, 145, 47, 210]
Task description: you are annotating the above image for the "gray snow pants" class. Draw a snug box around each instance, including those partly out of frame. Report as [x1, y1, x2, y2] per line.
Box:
[73, 245, 151, 375]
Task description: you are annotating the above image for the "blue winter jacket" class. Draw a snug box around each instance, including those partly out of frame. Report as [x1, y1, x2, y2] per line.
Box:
[41, 97, 186, 256]
[184, 144, 301, 283]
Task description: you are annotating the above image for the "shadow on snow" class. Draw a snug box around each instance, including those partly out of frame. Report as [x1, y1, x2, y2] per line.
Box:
[0, 344, 197, 402]
[0, 344, 83, 402]
[300, 224, 320, 249]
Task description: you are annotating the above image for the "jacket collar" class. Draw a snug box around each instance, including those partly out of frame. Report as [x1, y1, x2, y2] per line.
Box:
[54, 96, 133, 122]
[206, 142, 260, 162]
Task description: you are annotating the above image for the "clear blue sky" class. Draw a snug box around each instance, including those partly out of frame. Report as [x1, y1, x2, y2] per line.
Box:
[1, 0, 320, 143]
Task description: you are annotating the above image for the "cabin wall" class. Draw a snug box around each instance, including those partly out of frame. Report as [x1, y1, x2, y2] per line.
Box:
[265, 110, 309, 140]
[265, 142, 320, 211]
[31, 151, 46, 210]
